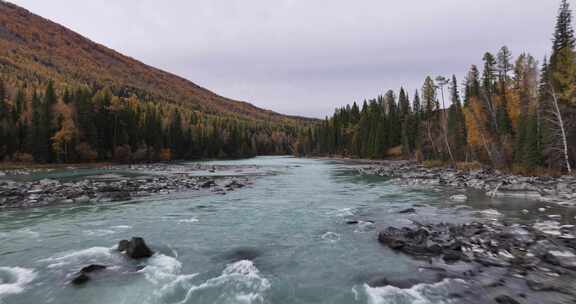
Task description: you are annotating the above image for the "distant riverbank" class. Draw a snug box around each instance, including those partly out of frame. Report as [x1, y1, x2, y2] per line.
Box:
[0, 162, 256, 210]
[319, 157, 576, 207]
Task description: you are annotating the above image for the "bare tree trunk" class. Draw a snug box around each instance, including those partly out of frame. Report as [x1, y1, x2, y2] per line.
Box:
[550, 85, 572, 174]
[481, 91, 499, 131]
[438, 87, 455, 163]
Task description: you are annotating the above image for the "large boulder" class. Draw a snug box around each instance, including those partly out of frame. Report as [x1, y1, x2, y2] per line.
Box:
[118, 237, 153, 259]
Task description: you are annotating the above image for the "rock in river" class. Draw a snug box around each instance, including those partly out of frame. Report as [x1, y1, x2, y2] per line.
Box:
[71, 264, 108, 285]
[118, 237, 153, 259]
[398, 208, 417, 214]
[494, 295, 521, 304]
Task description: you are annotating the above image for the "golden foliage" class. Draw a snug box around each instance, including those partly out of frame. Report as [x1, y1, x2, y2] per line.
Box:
[51, 102, 77, 161]
[0, 2, 315, 126]
[159, 149, 172, 161]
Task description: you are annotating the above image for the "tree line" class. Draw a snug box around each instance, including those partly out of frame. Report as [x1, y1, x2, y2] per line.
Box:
[0, 82, 298, 163]
[295, 0, 576, 174]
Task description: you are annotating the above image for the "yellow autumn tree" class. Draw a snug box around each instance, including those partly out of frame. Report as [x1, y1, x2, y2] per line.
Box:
[52, 101, 77, 162]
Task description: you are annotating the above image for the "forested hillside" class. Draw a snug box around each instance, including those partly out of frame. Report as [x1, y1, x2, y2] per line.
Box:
[0, 1, 314, 163]
[296, 0, 576, 175]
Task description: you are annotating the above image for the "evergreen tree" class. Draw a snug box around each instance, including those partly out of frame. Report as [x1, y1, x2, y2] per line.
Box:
[496, 99, 512, 135]
[422, 76, 438, 117]
[42, 81, 58, 162]
[0, 80, 6, 120]
[448, 75, 467, 160]
[497, 46, 513, 94]
[464, 65, 481, 105]
[398, 87, 410, 118]
[550, 0, 576, 102]
[523, 113, 543, 169]
[0, 80, 6, 158]
[482, 52, 498, 98]
[169, 110, 185, 158]
[552, 0, 575, 57]
[412, 90, 421, 115]
[385, 91, 401, 146]
[30, 92, 50, 162]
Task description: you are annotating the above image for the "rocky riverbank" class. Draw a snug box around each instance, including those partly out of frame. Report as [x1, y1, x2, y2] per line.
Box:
[0, 163, 253, 209]
[374, 220, 576, 303]
[346, 160, 576, 302]
[357, 160, 576, 206]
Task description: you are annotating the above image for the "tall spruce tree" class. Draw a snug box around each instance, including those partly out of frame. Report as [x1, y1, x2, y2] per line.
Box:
[447, 75, 467, 160]
[550, 0, 576, 103]
[497, 46, 513, 94]
[464, 65, 481, 105]
[398, 87, 410, 118]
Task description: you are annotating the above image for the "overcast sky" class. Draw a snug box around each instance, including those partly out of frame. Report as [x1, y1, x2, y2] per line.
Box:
[9, 0, 568, 118]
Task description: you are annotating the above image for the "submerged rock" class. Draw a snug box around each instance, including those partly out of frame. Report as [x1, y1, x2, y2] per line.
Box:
[494, 295, 521, 304]
[71, 264, 108, 285]
[201, 180, 216, 188]
[398, 208, 417, 214]
[544, 250, 576, 269]
[71, 273, 91, 285]
[220, 247, 262, 262]
[80, 264, 107, 273]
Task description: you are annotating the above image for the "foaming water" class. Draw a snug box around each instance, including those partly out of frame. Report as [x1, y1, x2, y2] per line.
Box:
[360, 279, 467, 304]
[40, 246, 116, 269]
[145, 254, 184, 285]
[171, 260, 270, 304]
[0, 267, 36, 299]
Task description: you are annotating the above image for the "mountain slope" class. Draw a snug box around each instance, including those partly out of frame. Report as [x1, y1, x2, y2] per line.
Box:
[0, 1, 309, 123]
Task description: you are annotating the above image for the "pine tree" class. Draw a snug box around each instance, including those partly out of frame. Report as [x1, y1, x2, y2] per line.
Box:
[14, 88, 27, 152]
[169, 109, 185, 158]
[497, 46, 513, 93]
[464, 65, 481, 106]
[448, 75, 467, 160]
[422, 76, 440, 158]
[496, 99, 512, 135]
[30, 92, 49, 162]
[398, 87, 410, 118]
[552, 0, 575, 57]
[385, 91, 401, 147]
[412, 90, 421, 115]
[0, 80, 6, 120]
[523, 113, 543, 170]
[422, 76, 438, 118]
[42, 81, 58, 162]
[482, 52, 498, 98]
[550, 0, 576, 103]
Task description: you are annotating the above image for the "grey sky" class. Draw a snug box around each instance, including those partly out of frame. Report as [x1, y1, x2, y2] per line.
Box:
[9, 0, 566, 118]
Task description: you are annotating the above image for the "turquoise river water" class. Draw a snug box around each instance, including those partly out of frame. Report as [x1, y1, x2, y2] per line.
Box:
[0, 156, 572, 304]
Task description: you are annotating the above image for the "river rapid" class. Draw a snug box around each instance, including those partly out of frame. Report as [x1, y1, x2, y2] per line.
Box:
[0, 156, 574, 304]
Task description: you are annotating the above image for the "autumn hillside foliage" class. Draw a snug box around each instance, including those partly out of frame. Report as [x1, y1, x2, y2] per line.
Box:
[0, 1, 316, 163]
[296, 0, 576, 175]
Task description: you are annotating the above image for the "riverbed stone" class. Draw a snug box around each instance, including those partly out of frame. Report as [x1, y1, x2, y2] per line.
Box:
[118, 237, 153, 259]
[74, 195, 90, 204]
[398, 208, 416, 214]
[80, 264, 107, 273]
[71, 273, 90, 285]
[494, 295, 520, 304]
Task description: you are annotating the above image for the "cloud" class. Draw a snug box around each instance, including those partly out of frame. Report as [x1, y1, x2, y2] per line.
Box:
[10, 0, 564, 117]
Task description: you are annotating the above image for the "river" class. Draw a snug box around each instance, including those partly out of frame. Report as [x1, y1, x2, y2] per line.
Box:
[0, 156, 572, 304]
